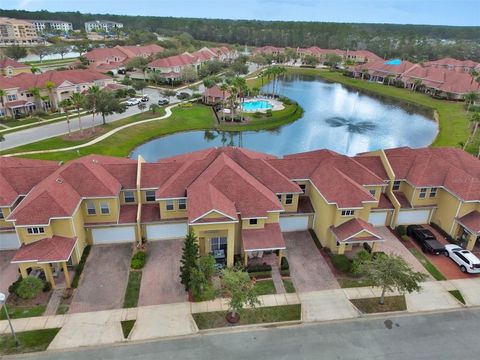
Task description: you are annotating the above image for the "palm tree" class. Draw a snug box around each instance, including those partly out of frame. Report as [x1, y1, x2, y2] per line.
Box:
[412, 79, 423, 92]
[44, 81, 57, 112]
[28, 87, 42, 114]
[233, 77, 248, 122]
[470, 112, 480, 139]
[87, 86, 101, 133]
[464, 91, 479, 112]
[58, 98, 73, 137]
[70, 92, 85, 135]
[219, 82, 229, 122]
[30, 66, 41, 74]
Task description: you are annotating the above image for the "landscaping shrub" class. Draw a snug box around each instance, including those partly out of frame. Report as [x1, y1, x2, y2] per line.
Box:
[248, 271, 272, 279]
[331, 254, 352, 273]
[265, 109, 273, 117]
[395, 225, 406, 237]
[253, 111, 263, 118]
[131, 251, 146, 269]
[71, 245, 91, 289]
[246, 263, 272, 273]
[280, 269, 290, 277]
[280, 257, 289, 271]
[15, 276, 44, 299]
[401, 235, 410, 242]
[42, 281, 52, 292]
[8, 277, 22, 294]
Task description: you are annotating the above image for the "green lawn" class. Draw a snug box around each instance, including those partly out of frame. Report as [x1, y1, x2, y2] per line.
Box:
[193, 304, 301, 329]
[123, 271, 142, 308]
[449, 290, 466, 305]
[0, 328, 60, 356]
[409, 248, 447, 281]
[25, 57, 78, 66]
[338, 277, 375, 289]
[254, 279, 277, 295]
[121, 320, 136, 338]
[282, 279, 296, 293]
[0, 305, 46, 320]
[350, 295, 407, 314]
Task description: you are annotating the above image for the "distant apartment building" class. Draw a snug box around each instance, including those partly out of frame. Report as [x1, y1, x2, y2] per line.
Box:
[0, 17, 39, 46]
[84, 20, 123, 33]
[30, 20, 73, 33]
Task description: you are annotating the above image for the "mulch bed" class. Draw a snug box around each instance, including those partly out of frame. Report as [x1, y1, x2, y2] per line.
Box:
[6, 291, 52, 307]
[62, 127, 107, 141]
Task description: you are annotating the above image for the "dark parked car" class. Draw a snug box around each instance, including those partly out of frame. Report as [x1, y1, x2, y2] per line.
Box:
[176, 92, 190, 100]
[157, 97, 169, 105]
[406, 225, 444, 255]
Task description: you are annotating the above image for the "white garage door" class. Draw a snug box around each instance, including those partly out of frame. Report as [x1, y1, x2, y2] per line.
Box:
[368, 212, 388, 227]
[279, 216, 310, 232]
[397, 209, 431, 225]
[92, 226, 136, 244]
[0, 232, 20, 250]
[146, 223, 188, 240]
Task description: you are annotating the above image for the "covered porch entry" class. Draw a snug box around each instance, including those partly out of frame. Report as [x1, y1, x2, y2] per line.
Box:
[10, 236, 77, 289]
[455, 211, 480, 252]
[242, 223, 286, 267]
[193, 223, 236, 268]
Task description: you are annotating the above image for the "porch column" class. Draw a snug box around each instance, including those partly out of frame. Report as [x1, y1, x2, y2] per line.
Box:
[371, 242, 379, 253]
[19, 264, 28, 278]
[337, 243, 346, 255]
[243, 252, 248, 266]
[226, 227, 235, 267]
[43, 264, 56, 289]
[466, 233, 477, 251]
[62, 261, 71, 288]
[277, 249, 283, 266]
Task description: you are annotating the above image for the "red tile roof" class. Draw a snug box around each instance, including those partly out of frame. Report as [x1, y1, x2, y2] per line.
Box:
[0, 58, 29, 69]
[254, 46, 284, 55]
[203, 86, 230, 99]
[457, 211, 480, 234]
[242, 223, 286, 251]
[377, 194, 395, 210]
[0, 69, 111, 91]
[384, 147, 480, 201]
[11, 236, 76, 263]
[330, 218, 383, 243]
[0, 157, 59, 206]
[424, 57, 479, 70]
[118, 205, 138, 224]
[148, 53, 199, 68]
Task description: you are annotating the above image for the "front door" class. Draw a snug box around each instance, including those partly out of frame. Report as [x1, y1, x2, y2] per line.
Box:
[210, 237, 227, 266]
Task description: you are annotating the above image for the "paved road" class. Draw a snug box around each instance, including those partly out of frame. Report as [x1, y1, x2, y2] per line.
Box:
[0, 88, 176, 151]
[15, 308, 480, 359]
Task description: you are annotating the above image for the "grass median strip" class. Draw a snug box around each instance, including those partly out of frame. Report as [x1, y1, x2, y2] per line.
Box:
[350, 295, 407, 314]
[409, 248, 446, 281]
[254, 279, 277, 295]
[193, 304, 301, 329]
[0, 328, 60, 356]
[282, 279, 296, 293]
[0, 305, 46, 320]
[123, 271, 142, 308]
[448, 290, 466, 305]
[121, 320, 136, 338]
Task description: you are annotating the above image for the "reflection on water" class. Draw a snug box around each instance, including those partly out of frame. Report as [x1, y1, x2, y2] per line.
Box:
[131, 74, 438, 161]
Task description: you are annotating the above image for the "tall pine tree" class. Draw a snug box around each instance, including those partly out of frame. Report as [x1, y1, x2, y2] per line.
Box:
[180, 228, 199, 291]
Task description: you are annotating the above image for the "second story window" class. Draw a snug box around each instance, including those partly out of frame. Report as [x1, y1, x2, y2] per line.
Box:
[178, 198, 187, 210]
[145, 190, 156, 202]
[277, 194, 282, 202]
[249, 218, 258, 225]
[7, 94, 16, 101]
[341, 209, 355, 216]
[429, 188, 437, 198]
[369, 189, 376, 197]
[100, 202, 110, 215]
[285, 194, 293, 205]
[27, 227, 45, 235]
[0, 208, 4, 219]
[166, 200, 174, 211]
[86, 201, 96, 215]
[124, 191, 135, 203]
[392, 180, 401, 191]
[419, 188, 427, 199]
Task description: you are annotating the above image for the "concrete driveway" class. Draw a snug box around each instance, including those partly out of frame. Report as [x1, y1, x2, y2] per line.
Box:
[284, 231, 340, 292]
[375, 226, 432, 279]
[69, 244, 131, 313]
[138, 239, 186, 306]
[0, 250, 19, 296]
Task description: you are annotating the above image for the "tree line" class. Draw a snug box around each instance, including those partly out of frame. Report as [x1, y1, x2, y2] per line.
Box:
[1, 9, 479, 61]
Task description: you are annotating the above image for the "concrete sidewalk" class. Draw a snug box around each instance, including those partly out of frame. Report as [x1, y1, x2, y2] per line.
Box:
[0, 278, 478, 351]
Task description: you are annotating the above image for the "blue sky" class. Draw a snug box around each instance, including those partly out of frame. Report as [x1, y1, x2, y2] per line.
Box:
[6, 0, 479, 26]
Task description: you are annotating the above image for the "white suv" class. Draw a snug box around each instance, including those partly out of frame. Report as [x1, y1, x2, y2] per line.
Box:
[444, 244, 480, 274]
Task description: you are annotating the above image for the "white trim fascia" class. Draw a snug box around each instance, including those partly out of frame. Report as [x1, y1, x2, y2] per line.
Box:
[244, 246, 287, 252]
[156, 197, 187, 201]
[189, 220, 239, 226]
[241, 216, 268, 220]
[191, 209, 236, 223]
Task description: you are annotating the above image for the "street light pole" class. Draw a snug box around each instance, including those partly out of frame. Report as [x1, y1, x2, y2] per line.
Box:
[0, 292, 19, 347]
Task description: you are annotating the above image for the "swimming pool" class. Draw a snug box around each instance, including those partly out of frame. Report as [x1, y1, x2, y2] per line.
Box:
[242, 100, 273, 112]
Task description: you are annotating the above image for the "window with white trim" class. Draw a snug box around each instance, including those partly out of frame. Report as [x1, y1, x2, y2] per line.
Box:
[7, 94, 16, 101]
[178, 198, 187, 210]
[27, 227, 45, 235]
[369, 189, 376, 197]
[419, 188, 427, 199]
[285, 194, 293, 205]
[249, 218, 258, 225]
[392, 180, 401, 191]
[145, 190, 156, 202]
[124, 191, 135, 203]
[166, 200, 174, 211]
[86, 201, 96, 215]
[341, 209, 355, 216]
[429, 187, 437, 198]
[100, 202, 110, 215]
[210, 237, 227, 251]
[0, 208, 4, 219]
[277, 194, 282, 202]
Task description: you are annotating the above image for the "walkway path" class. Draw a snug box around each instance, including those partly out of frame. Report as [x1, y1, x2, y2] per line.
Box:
[44, 288, 65, 316]
[1, 278, 478, 351]
[271, 266, 286, 294]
